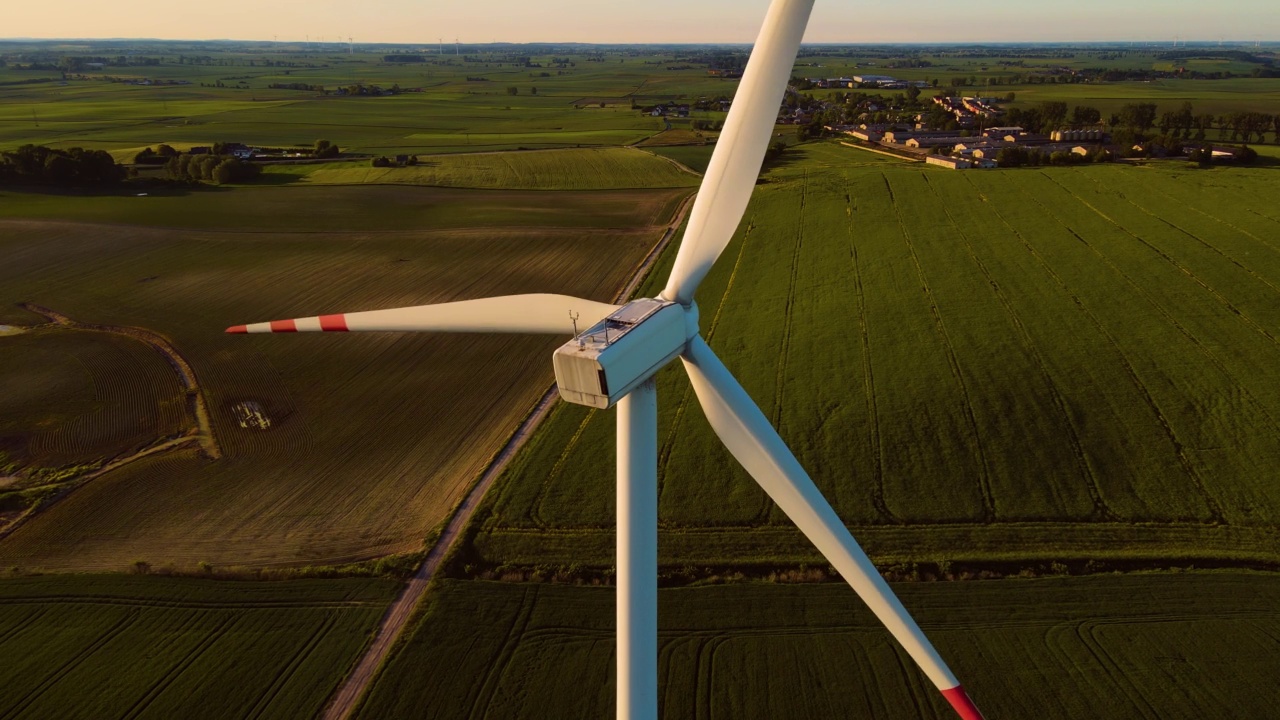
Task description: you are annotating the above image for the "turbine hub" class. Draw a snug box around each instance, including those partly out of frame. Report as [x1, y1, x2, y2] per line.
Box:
[683, 301, 700, 341]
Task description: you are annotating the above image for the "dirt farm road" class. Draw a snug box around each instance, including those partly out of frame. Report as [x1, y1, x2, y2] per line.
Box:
[320, 192, 695, 720]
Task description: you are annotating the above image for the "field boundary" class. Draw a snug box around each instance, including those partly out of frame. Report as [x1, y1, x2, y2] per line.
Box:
[319, 188, 697, 720]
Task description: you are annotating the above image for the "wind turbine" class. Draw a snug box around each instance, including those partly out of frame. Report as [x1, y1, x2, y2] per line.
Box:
[226, 0, 985, 718]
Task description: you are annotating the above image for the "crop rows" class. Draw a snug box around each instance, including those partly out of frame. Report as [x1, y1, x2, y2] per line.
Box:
[0, 330, 187, 470]
[0, 574, 397, 720]
[357, 572, 1280, 719]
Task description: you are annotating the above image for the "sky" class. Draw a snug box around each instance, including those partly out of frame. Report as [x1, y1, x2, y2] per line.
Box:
[6, 0, 1279, 45]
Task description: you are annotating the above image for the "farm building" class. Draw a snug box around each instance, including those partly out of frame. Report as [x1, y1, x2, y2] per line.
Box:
[883, 130, 955, 144]
[982, 126, 1025, 138]
[925, 155, 972, 170]
[848, 129, 883, 142]
[954, 140, 1006, 153]
[906, 136, 972, 149]
[1052, 128, 1105, 142]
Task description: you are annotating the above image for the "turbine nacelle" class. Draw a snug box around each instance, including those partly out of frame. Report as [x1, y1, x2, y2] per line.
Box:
[553, 298, 696, 409]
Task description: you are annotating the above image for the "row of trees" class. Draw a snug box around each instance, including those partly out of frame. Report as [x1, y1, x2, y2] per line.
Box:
[0, 145, 125, 186]
[1000, 101, 1277, 144]
[163, 154, 260, 185]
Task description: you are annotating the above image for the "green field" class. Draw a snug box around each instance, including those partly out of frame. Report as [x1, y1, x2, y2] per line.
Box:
[465, 141, 1280, 571]
[0, 51, 720, 155]
[262, 147, 700, 189]
[356, 572, 1280, 719]
[0, 573, 397, 719]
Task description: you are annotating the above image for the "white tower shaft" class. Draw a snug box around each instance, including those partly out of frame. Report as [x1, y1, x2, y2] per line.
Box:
[616, 380, 658, 720]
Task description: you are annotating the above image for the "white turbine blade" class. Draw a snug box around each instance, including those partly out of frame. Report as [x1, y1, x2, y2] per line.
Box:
[226, 294, 617, 335]
[660, 0, 815, 306]
[681, 336, 985, 720]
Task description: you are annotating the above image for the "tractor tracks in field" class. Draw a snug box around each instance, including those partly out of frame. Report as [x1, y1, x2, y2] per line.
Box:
[771, 173, 806, 430]
[882, 173, 997, 522]
[0, 609, 141, 720]
[656, 219, 754, 503]
[1084, 174, 1280, 298]
[1037, 174, 1280, 349]
[1117, 178, 1280, 257]
[760, 173, 807, 523]
[119, 615, 240, 720]
[967, 175, 1226, 523]
[920, 173, 1114, 522]
[1036, 174, 1280, 439]
[319, 186, 698, 720]
[842, 180, 896, 525]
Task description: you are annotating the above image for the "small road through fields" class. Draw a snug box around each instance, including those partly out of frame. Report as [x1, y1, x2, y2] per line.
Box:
[321, 190, 696, 720]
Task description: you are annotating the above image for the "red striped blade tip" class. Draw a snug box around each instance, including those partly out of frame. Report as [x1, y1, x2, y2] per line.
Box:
[319, 314, 349, 332]
[226, 325, 248, 334]
[941, 686, 985, 720]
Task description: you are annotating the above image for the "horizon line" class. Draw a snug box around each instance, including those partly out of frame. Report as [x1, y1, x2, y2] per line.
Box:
[1, 37, 1277, 46]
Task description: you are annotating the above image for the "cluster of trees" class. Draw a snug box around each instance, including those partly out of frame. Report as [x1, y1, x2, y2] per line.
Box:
[371, 155, 419, 168]
[0, 145, 125, 186]
[163, 153, 260, 185]
[761, 140, 788, 167]
[1001, 101, 1100, 134]
[313, 140, 340, 159]
[133, 144, 180, 164]
[268, 82, 325, 92]
[337, 83, 401, 96]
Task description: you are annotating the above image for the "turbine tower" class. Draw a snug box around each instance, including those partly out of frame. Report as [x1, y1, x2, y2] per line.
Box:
[227, 1, 985, 718]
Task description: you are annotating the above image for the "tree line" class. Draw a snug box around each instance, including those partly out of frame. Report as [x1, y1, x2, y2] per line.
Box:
[162, 153, 261, 185]
[0, 145, 125, 186]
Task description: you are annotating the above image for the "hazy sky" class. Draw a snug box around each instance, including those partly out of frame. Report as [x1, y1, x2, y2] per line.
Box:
[7, 0, 1279, 44]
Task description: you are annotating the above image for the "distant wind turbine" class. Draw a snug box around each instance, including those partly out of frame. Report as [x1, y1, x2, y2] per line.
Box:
[227, 1, 986, 718]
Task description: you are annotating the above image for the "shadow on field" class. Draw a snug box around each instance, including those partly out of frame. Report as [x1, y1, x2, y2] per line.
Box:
[248, 173, 303, 186]
[0, 183, 236, 199]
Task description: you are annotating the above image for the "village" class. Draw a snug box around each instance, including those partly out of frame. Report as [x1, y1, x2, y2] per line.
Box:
[803, 74, 1252, 168]
[643, 71, 1257, 170]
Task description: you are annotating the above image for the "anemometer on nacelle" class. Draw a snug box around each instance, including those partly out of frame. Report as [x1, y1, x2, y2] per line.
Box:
[553, 299, 687, 409]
